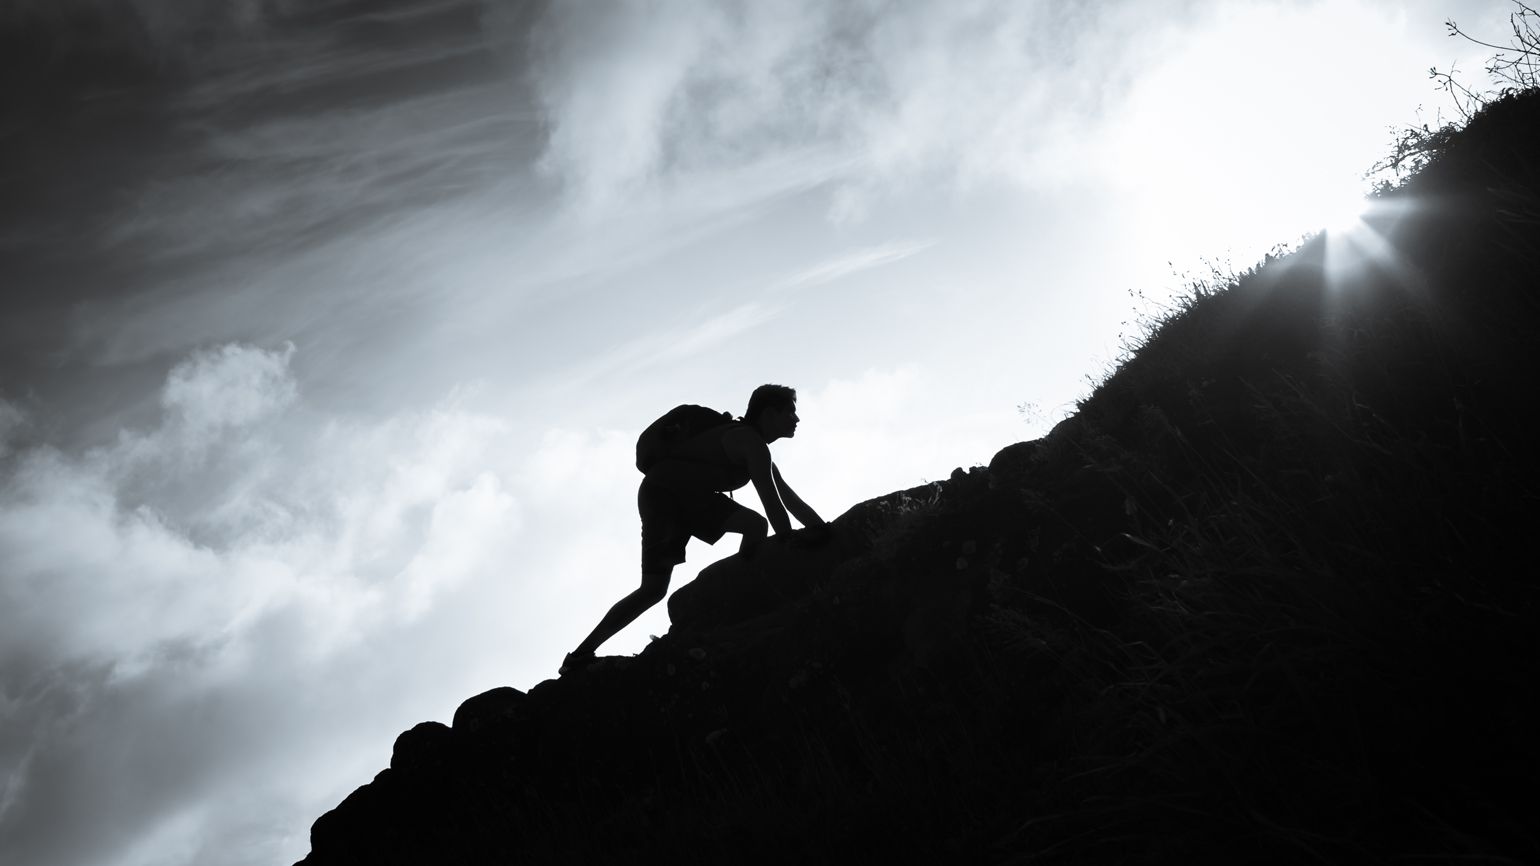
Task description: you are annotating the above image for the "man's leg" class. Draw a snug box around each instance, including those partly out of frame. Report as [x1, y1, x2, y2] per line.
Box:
[571, 569, 672, 658]
[721, 509, 768, 557]
[567, 502, 764, 668]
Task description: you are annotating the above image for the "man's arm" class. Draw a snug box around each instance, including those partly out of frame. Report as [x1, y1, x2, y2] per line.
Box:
[771, 464, 824, 528]
[737, 433, 794, 536]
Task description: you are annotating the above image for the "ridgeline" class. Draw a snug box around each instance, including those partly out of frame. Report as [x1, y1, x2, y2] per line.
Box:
[297, 90, 1540, 865]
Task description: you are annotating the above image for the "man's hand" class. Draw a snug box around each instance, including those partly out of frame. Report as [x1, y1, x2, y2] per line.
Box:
[790, 522, 832, 549]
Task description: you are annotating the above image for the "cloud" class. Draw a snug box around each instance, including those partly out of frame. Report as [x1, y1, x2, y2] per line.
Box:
[521, 0, 714, 209]
[655, 302, 782, 364]
[775, 238, 938, 292]
[539, 237, 936, 394]
[548, 299, 785, 393]
[161, 342, 297, 447]
[513, 0, 1166, 215]
[0, 342, 536, 866]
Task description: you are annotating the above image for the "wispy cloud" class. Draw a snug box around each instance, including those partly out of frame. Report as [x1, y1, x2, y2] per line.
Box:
[530, 238, 934, 394]
[655, 303, 783, 364]
[551, 300, 785, 394]
[775, 239, 938, 292]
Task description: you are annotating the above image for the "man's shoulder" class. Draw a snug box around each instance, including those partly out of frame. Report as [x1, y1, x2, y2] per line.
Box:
[719, 424, 767, 457]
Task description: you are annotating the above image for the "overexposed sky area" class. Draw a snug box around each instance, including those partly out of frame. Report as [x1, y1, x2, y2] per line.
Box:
[0, 1, 1519, 864]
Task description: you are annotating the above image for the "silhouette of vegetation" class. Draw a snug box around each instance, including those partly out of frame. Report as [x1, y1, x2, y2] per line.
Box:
[1375, 0, 1538, 183]
[297, 73, 1540, 866]
[1437, 0, 1540, 116]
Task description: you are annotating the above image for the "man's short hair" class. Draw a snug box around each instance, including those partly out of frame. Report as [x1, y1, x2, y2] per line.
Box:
[745, 384, 796, 424]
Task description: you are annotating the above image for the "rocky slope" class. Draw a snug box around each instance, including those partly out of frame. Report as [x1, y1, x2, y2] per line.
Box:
[296, 90, 1540, 865]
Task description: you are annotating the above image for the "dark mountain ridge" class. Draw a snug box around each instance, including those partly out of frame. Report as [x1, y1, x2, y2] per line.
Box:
[296, 90, 1540, 865]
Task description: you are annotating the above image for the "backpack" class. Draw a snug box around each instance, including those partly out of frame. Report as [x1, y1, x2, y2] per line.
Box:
[635, 404, 736, 473]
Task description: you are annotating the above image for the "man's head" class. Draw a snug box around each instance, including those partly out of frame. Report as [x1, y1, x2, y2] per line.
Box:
[745, 384, 798, 442]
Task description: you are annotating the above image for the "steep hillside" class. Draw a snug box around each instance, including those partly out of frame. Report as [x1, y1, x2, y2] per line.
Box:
[296, 90, 1540, 865]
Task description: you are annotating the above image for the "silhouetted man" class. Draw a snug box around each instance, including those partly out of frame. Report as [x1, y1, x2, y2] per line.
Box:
[562, 384, 827, 674]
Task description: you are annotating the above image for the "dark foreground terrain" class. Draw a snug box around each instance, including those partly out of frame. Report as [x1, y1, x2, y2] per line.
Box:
[298, 91, 1540, 865]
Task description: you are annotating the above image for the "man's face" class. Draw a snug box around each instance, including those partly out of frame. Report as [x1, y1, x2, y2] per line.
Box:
[767, 403, 800, 440]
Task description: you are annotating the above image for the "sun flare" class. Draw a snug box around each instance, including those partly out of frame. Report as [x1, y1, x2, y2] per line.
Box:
[1320, 190, 1372, 236]
[1108, 3, 1424, 276]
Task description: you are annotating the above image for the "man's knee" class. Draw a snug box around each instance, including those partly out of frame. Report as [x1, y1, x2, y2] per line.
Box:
[640, 571, 671, 605]
[725, 510, 767, 539]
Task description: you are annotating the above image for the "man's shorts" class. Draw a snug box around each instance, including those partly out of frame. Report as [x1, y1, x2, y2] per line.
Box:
[638, 475, 754, 574]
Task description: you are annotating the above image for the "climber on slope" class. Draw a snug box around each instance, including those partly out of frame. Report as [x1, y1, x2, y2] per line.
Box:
[561, 384, 829, 675]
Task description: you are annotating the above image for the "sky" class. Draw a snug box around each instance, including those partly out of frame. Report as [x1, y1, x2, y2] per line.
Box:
[0, 1, 1520, 864]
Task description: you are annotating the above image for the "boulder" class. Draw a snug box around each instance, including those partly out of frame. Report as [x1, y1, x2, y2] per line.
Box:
[667, 526, 853, 631]
[987, 439, 1041, 490]
[451, 686, 528, 735]
[390, 721, 455, 775]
